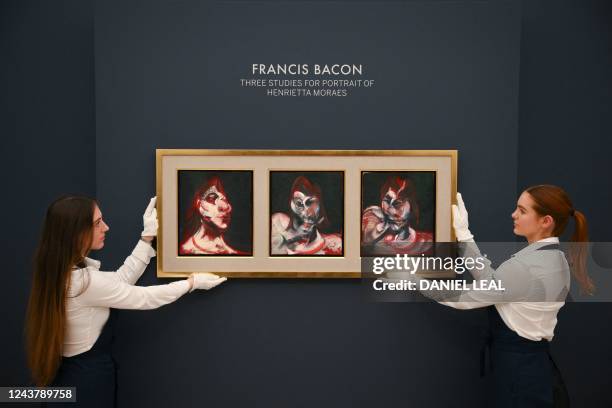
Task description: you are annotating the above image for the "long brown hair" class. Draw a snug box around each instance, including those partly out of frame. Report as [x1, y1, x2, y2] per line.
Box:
[525, 185, 594, 295]
[25, 196, 96, 386]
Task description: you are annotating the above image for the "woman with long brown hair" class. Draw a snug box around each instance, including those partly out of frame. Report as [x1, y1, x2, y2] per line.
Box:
[423, 185, 592, 407]
[25, 196, 226, 407]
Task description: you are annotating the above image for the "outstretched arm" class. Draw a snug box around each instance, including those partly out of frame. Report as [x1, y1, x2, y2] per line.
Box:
[115, 196, 158, 284]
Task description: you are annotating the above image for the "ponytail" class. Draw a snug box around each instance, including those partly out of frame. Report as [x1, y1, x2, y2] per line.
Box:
[569, 209, 594, 295]
[525, 185, 595, 295]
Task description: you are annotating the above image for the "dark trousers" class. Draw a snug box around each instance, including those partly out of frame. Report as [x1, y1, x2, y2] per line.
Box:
[47, 310, 117, 408]
[484, 306, 570, 408]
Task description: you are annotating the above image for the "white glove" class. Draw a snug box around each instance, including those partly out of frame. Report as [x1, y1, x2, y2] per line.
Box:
[451, 193, 474, 242]
[190, 273, 227, 292]
[141, 197, 158, 238]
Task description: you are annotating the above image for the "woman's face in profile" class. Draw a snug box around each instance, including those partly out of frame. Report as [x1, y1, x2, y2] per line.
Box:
[91, 204, 110, 250]
[512, 192, 552, 239]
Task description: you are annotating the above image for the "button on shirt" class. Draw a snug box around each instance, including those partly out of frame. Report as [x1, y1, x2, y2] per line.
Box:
[436, 237, 570, 341]
[64, 240, 191, 357]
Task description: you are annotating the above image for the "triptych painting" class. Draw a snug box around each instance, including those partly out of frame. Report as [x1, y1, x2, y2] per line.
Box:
[157, 150, 456, 278]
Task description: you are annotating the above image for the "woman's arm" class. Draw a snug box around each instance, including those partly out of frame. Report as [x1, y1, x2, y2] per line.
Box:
[430, 257, 533, 309]
[114, 239, 156, 284]
[388, 248, 533, 309]
[422, 191, 529, 309]
[76, 269, 191, 310]
[111, 196, 159, 284]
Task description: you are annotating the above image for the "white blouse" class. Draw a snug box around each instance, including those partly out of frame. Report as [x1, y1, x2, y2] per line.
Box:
[438, 237, 570, 341]
[63, 240, 190, 357]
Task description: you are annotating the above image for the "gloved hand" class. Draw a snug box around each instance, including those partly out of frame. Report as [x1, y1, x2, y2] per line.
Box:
[451, 193, 474, 242]
[141, 197, 158, 238]
[189, 273, 227, 292]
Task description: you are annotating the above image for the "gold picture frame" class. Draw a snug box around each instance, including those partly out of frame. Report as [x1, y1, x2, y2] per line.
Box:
[156, 149, 457, 278]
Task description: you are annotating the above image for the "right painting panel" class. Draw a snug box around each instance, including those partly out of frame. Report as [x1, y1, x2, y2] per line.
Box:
[361, 171, 436, 256]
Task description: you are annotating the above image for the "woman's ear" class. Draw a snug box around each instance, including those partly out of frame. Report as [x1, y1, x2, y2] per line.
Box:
[541, 214, 554, 230]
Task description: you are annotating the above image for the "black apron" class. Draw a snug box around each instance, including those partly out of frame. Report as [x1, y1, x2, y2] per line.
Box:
[48, 309, 118, 408]
[481, 306, 570, 408]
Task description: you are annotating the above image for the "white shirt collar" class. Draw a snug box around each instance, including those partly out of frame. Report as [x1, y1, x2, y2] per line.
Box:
[536, 237, 560, 244]
[84, 257, 101, 269]
[512, 237, 560, 257]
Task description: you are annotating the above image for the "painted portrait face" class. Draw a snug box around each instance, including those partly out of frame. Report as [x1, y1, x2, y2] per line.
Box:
[381, 187, 411, 231]
[199, 185, 232, 230]
[290, 190, 321, 235]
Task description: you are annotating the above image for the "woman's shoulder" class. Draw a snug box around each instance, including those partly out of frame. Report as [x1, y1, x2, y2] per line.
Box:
[68, 266, 92, 297]
[497, 247, 569, 279]
[517, 246, 568, 266]
[68, 264, 120, 298]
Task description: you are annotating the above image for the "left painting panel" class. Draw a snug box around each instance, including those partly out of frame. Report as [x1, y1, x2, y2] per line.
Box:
[177, 170, 253, 256]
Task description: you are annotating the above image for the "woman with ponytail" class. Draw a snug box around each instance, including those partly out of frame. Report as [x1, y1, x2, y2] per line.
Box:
[25, 196, 226, 407]
[417, 185, 592, 407]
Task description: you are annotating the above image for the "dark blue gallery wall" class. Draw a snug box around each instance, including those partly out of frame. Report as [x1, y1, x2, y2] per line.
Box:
[0, 0, 96, 385]
[0, 1, 609, 407]
[94, 0, 520, 244]
[518, 0, 612, 241]
[518, 1, 612, 407]
[94, 1, 519, 407]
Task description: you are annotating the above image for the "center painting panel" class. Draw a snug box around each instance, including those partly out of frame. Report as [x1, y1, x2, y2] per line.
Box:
[269, 171, 345, 256]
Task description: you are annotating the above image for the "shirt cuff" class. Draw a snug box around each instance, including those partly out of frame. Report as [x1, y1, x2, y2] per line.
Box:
[132, 239, 157, 263]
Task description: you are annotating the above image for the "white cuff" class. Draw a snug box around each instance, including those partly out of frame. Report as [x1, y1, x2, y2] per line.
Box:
[132, 239, 157, 263]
